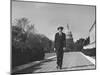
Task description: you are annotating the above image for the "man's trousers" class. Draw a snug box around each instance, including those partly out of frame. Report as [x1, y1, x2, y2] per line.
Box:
[56, 48, 64, 68]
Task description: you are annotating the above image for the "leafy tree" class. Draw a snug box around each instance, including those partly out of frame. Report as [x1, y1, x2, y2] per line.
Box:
[84, 37, 90, 46]
[75, 37, 90, 51]
[12, 17, 52, 68]
[75, 38, 85, 51]
[12, 18, 43, 68]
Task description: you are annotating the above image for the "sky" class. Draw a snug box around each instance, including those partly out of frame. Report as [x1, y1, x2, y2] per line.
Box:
[12, 1, 96, 41]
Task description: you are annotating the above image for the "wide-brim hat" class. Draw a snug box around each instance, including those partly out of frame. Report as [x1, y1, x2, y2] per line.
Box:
[57, 26, 64, 30]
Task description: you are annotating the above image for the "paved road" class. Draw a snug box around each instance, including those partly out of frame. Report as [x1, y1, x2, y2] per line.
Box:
[16, 52, 95, 74]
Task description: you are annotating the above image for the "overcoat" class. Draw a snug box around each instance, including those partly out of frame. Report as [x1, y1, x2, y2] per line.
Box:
[54, 32, 66, 50]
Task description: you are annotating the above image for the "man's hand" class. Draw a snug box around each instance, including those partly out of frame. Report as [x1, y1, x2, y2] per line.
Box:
[63, 47, 66, 51]
[54, 48, 56, 52]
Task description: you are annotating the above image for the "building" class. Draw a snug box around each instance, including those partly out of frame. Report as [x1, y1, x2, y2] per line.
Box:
[65, 24, 75, 51]
[83, 21, 96, 56]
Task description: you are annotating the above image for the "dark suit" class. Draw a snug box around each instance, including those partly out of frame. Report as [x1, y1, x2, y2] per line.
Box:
[54, 32, 66, 68]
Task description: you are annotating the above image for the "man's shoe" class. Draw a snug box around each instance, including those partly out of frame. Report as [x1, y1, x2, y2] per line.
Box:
[56, 66, 60, 69]
[56, 66, 59, 69]
[60, 67, 62, 69]
[60, 66, 62, 69]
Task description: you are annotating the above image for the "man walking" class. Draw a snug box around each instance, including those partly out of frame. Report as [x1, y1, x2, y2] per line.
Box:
[54, 26, 66, 69]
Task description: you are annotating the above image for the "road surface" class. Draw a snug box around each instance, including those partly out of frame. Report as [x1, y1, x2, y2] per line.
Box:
[16, 52, 95, 74]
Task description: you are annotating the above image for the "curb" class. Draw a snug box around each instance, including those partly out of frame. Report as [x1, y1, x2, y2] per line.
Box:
[12, 56, 56, 73]
[80, 52, 95, 65]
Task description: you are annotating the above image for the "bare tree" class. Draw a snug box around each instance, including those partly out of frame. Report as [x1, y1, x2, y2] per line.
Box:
[13, 17, 30, 32]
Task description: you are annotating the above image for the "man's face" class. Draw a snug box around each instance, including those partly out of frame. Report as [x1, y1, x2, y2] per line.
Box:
[58, 29, 62, 33]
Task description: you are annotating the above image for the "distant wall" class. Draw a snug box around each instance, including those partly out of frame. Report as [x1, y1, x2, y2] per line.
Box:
[82, 22, 96, 56]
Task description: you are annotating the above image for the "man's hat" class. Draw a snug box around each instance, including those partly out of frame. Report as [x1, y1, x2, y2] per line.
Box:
[57, 26, 64, 30]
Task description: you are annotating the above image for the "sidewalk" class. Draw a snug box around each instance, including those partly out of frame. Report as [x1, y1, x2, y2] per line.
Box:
[12, 55, 56, 73]
[80, 52, 96, 65]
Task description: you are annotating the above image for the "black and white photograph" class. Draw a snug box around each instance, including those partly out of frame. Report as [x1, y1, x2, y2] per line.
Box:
[11, 0, 96, 74]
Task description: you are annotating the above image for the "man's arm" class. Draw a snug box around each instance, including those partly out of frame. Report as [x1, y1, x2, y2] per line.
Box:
[63, 33, 66, 50]
[54, 33, 57, 51]
[64, 33, 66, 47]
